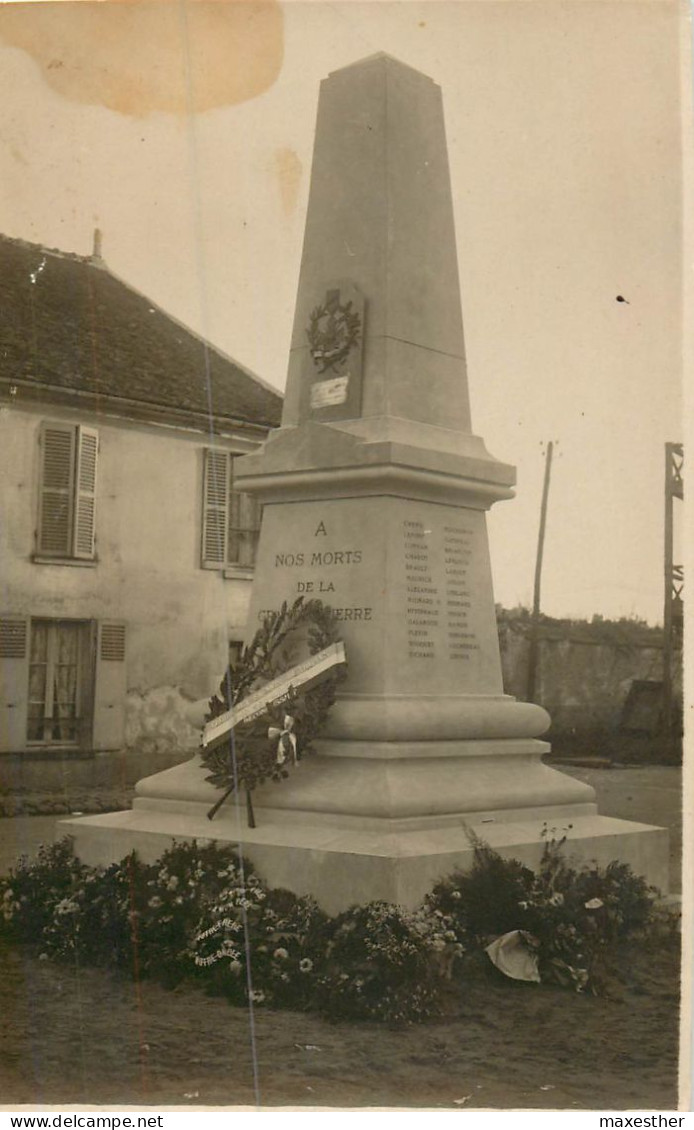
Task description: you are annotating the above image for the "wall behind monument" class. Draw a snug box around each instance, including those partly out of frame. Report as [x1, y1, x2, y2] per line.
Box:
[497, 609, 679, 743]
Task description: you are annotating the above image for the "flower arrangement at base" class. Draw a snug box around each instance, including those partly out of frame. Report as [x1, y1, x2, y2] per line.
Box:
[0, 834, 674, 1018]
[191, 882, 328, 1011]
[314, 901, 450, 1023]
[0, 838, 89, 944]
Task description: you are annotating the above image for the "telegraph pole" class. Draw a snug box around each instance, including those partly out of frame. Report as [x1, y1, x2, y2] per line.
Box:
[526, 441, 554, 702]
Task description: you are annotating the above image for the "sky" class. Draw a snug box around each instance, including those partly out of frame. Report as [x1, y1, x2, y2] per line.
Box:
[0, 0, 685, 626]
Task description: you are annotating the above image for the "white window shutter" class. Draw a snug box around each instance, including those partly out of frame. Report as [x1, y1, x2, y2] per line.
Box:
[92, 620, 126, 751]
[37, 423, 76, 556]
[0, 616, 30, 752]
[73, 426, 99, 559]
[202, 449, 230, 567]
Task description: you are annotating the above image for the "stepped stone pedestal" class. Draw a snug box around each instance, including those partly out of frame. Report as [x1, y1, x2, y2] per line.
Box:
[64, 55, 668, 911]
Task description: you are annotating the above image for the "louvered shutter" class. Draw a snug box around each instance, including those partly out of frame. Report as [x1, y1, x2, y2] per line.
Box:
[37, 423, 75, 556]
[73, 426, 98, 559]
[92, 621, 126, 751]
[0, 616, 30, 752]
[202, 449, 230, 568]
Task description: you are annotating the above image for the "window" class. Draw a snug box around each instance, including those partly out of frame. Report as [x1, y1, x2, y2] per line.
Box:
[0, 616, 127, 754]
[36, 422, 98, 560]
[201, 449, 261, 571]
[27, 619, 86, 744]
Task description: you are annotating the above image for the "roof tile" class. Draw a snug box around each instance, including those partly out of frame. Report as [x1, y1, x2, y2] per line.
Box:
[0, 234, 283, 429]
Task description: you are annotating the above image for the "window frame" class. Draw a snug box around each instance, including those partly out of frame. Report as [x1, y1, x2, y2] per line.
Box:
[34, 421, 99, 564]
[201, 448, 261, 575]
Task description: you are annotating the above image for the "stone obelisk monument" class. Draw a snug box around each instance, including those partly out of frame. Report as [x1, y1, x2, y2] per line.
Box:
[65, 55, 667, 909]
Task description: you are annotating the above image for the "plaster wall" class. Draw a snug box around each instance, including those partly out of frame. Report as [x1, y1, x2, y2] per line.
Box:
[0, 402, 255, 750]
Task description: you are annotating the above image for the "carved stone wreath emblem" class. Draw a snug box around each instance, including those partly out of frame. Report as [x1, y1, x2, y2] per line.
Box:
[306, 288, 362, 374]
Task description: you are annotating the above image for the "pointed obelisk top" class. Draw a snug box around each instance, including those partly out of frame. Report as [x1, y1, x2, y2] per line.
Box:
[281, 53, 472, 435]
[327, 51, 437, 80]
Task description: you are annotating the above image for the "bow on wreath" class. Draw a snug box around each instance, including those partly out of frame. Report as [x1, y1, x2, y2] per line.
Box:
[269, 715, 298, 766]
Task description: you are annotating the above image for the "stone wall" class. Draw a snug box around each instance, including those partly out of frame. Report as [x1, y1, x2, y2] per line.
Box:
[497, 613, 673, 735]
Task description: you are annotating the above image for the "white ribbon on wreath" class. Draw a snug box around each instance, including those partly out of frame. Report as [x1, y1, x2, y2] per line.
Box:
[268, 715, 298, 766]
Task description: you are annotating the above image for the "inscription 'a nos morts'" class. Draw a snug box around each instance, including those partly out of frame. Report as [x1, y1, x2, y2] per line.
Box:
[275, 549, 363, 567]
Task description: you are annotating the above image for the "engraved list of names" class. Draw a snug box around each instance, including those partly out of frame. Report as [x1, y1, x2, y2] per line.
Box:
[403, 516, 481, 662]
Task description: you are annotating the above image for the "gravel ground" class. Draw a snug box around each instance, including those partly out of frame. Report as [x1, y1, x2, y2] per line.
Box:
[0, 929, 681, 1109]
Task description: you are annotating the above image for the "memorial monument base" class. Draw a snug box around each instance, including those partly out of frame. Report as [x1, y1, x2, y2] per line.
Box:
[62, 737, 669, 914]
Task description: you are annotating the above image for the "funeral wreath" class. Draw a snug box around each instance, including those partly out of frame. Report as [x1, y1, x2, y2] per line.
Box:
[201, 597, 346, 824]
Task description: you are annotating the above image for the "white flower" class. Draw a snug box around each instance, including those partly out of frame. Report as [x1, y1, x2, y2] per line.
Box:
[585, 898, 604, 910]
[148, 896, 163, 909]
[450, 890, 462, 901]
[249, 989, 265, 1003]
[167, 876, 179, 891]
[299, 957, 313, 973]
[273, 947, 289, 961]
[55, 899, 78, 916]
[550, 892, 565, 907]
[229, 959, 242, 974]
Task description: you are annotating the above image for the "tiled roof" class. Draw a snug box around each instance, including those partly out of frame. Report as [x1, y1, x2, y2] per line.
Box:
[0, 234, 282, 431]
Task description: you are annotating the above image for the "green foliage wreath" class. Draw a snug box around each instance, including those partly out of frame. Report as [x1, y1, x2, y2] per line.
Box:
[202, 598, 345, 825]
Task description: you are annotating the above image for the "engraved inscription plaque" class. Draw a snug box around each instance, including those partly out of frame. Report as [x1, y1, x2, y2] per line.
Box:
[300, 281, 365, 422]
[310, 374, 349, 409]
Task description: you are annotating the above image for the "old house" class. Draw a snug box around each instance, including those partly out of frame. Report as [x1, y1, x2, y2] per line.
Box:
[0, 233, 282, 759]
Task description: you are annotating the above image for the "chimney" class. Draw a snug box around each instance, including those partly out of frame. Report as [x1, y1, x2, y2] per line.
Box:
[92, 228, 103, 262]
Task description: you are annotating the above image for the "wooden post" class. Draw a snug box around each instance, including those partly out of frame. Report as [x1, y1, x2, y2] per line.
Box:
[246, 789, 256, 829]
[663, 445, 673, 733]
[662, 442, 681, 734]
[662, 442, 684, 735]
[526, 442, 554, 703]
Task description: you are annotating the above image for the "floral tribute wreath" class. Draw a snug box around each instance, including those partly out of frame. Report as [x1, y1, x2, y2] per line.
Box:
[202, 597, 345, 826]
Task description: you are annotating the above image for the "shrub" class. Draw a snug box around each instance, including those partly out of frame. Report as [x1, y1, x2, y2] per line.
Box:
[426, 831, 660, 994]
